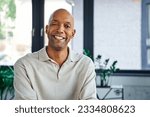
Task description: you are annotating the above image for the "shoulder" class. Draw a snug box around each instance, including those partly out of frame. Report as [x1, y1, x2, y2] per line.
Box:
[71, 50, 94, 67]
[14, 51, 39, 67]
[72, 51, 96, 78]
[80, 54, 93, 64]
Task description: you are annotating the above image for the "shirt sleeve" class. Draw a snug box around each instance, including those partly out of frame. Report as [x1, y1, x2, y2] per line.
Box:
[13, 59, 37, 100]
[79, 59, 98, 100]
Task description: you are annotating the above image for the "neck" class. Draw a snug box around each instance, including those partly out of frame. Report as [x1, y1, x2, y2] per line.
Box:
[46, 46, 69, 66]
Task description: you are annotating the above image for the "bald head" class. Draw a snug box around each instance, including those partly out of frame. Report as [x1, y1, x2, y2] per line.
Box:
[48, 9, 74, 27]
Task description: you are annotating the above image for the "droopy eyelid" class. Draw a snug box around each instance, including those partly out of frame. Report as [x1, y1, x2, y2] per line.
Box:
[51, 22, 58, 25]
[65, 24, 71, 28]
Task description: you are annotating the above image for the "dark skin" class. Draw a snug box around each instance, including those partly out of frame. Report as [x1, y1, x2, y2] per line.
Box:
[46, 9, 76, 66]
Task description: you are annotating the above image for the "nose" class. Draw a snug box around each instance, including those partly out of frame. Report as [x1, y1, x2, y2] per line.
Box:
[57, 24, 64, 33]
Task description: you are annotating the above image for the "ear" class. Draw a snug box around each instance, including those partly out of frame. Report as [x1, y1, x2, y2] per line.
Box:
[71, 29, 76, 38]
[45, 25, 49, 34]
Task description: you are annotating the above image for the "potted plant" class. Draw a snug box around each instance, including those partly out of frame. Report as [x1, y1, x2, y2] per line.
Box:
[0, 66, 14, 100]
[83, 49, 119, 87]
[95, 55, 119, 87]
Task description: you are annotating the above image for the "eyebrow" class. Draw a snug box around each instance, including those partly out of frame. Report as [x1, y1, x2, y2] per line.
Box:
[50, 20, 72, 25]
[65, 22, 71, 25]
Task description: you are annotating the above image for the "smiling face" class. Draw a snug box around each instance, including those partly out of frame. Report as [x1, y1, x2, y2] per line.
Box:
[46, 9, 76, 51]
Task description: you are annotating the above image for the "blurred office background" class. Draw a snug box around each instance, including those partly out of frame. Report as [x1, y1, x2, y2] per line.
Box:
[0, 0, 150, 100]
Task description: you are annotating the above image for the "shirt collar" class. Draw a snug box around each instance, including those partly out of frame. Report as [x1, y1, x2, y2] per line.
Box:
[38, 47, 50, 61]
[38, 46, 80, 62]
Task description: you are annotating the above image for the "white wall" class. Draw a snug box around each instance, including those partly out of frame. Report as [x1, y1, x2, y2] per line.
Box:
[72, 0, 83, 54]
[94, 0, 141, 70]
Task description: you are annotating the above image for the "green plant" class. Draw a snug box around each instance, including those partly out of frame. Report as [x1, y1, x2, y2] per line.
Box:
[95, 55, 119, 87]
[83, 49, 119, 87]
[83, 49, 92, 60]
[0, 66, 14, 100]
[0, 0, 16, 20]
[0, 24, 6, 39]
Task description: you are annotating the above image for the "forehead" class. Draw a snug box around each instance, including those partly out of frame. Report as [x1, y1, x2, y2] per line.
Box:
[50, 10, 74, 24]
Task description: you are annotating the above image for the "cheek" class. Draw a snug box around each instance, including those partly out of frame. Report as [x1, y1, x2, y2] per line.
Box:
[67, 32, 74, 38]
[47, 27, 54, 34]
[47, 30, 54, 38]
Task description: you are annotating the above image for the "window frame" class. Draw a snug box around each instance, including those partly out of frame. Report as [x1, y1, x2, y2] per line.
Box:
[32, 0, 44, 52]
[142, 0, 150, 69]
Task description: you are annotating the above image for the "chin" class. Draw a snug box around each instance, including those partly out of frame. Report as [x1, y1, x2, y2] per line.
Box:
[54, 48, 63, 51]
[53, 46, 66, 51]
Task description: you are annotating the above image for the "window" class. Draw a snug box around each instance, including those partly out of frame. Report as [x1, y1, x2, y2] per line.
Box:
[0, 0, 32, 65]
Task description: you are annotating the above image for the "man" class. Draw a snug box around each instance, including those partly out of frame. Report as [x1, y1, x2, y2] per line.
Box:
[13, 8, 97, 100]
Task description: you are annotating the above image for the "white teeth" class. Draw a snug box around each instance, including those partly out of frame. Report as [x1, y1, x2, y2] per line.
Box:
[54, 36, 64, 40]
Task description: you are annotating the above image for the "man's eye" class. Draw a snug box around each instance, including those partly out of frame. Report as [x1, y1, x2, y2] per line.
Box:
[65, 25, 71, 29]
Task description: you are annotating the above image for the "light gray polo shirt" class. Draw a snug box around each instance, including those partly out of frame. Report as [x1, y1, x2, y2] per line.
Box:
[14, 47, 97, 100]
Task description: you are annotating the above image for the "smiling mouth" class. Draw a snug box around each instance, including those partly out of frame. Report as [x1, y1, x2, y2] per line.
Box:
[54, 35, 65, 40]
